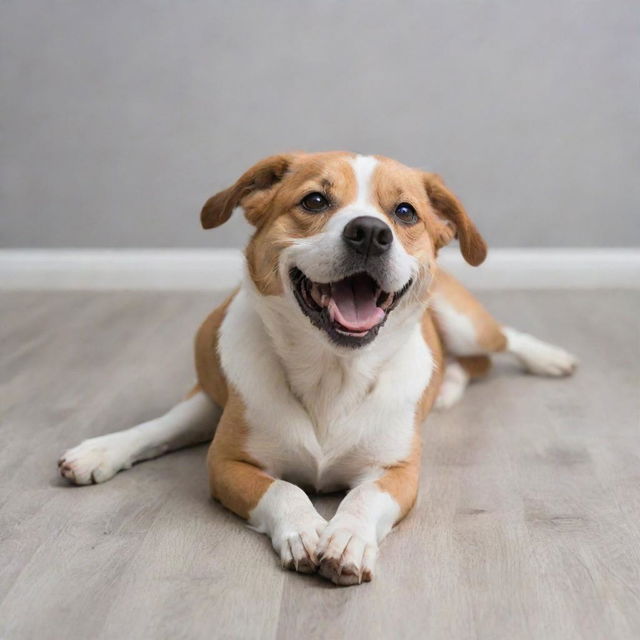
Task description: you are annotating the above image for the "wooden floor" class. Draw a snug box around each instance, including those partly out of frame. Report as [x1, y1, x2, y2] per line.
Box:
[0, 290, 639, 640]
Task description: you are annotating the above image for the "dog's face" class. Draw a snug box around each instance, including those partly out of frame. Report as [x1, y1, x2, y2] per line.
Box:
[201, 152, 486, 349]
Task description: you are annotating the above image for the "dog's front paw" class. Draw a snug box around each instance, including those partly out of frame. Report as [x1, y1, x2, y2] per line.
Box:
[58, 433, 133, 485]
[317, 519, 377, 586]
[272, 515, 327, 574]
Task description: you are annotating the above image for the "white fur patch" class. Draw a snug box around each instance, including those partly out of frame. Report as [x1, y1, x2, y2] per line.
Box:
[434, 359, 470, 410]
[350, 154, 379, 208]
[431, 293, 481, 356]
[503, 327, 578, 376]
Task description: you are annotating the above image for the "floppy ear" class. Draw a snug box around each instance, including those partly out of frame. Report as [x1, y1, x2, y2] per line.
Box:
[201, 154, 294, 229]
[422, 172, 487, 266]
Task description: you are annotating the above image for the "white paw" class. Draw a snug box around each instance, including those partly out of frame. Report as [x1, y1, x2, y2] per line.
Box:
[434, 361, 469, 410]
[434, 380, 465, 410]
[520, 342, 578, 377]
[272, 515, 327, 574]
[58, 433, 134, 485]
[317, 518, 377, 586]
[504, 328, 578, 377]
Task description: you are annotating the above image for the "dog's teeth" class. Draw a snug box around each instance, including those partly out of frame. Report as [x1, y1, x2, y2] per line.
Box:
[309, 283, 322, 306]
[309, 282, 332, 308]
[378, 291, 393, 310]
[311, 283, 330, 307]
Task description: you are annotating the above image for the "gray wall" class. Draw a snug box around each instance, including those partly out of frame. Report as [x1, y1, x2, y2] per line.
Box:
[2, 1, 638, 249]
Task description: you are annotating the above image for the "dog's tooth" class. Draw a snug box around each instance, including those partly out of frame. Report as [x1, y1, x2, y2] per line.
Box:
[378, 291, 393, 310]
[312, 283, 330, 307]
[310, 282, 328, 307]
[302, 279, 315, 305]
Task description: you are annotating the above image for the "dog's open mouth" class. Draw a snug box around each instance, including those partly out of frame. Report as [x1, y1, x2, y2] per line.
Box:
[290, 267, 412, 347]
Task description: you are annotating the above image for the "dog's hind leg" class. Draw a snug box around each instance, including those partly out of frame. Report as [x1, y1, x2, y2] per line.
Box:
[59, 387, 221, 485]
[431, 269, 506, 410]
[431, 269, 577, 410]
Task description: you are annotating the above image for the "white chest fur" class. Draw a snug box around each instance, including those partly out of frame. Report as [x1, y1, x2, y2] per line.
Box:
[218, 284, 433, 491]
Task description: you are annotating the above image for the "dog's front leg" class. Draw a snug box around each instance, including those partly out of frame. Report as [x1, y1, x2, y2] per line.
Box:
[210, 460, 327, 574]
[208, 397, 326, 574]
[317, 442, 420, 586]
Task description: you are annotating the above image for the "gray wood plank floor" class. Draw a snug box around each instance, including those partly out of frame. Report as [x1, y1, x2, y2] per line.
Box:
[0, 290, 638, 640]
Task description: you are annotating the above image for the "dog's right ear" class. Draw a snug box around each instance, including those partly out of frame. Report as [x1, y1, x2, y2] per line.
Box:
[201, 154, 294, 229]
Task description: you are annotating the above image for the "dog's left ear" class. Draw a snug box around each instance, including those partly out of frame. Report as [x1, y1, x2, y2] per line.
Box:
[201, 154, 294, 229]
[422, 172, 487, 266]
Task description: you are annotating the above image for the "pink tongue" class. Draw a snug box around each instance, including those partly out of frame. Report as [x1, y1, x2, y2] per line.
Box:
[328, 274, 385, 332]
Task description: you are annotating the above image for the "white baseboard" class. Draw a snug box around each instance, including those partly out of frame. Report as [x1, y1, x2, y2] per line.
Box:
[0, 248, 638, 291]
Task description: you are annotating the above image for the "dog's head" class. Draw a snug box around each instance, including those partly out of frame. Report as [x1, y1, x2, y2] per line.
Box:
[201, 152, 486, 349]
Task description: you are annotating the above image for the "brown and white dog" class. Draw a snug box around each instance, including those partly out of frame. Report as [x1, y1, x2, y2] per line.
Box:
[59, 152, 577, 585]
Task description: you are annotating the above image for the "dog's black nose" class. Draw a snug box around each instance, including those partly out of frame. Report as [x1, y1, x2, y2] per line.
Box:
[342, 216, 393, 257]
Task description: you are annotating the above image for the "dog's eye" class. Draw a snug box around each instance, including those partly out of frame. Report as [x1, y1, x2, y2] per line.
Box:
[301, 192, 330, 212]
[394, 202, 418, 225]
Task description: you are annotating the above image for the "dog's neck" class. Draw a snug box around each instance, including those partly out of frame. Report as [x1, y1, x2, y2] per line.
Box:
[243, 271, 427, 430]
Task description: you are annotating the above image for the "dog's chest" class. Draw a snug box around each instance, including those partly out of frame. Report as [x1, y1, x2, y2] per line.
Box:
[249, 335, 430, 491]
[291, 362, 381, 477]
[219, 289, 432, 491]
[258, 359, 416, 491]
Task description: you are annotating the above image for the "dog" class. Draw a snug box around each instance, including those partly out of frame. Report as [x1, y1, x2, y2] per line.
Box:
[58, 152, 577, 585]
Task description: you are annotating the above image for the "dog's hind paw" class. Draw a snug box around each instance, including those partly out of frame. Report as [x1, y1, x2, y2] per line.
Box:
[504, 328, 578, 378]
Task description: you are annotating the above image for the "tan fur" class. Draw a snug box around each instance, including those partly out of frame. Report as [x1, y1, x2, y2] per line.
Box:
[370, 157, 439, 262]
[432, 268, 507, 353]
[456, 355, 493, 379]
[194, 290, 236, 407]
[201, 154, 294, 230]
[422, 173, 487, 266]
[244, 152, 358, 295]
[206, 387, 274, 519]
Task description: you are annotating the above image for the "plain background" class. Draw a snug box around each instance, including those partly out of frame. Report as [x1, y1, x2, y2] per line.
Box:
[1, 1, 639, 250]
